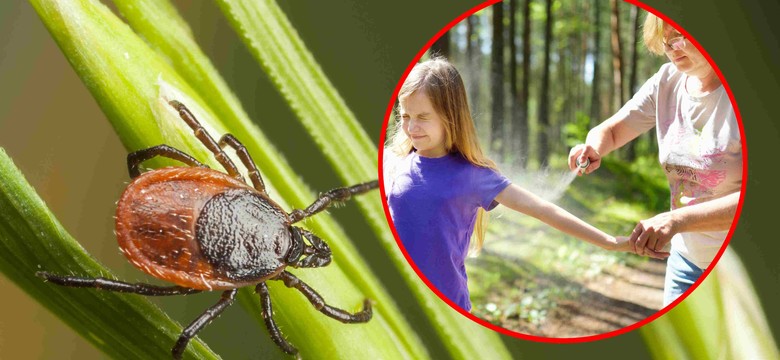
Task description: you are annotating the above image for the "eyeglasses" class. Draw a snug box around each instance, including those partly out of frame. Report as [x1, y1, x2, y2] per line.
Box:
[663, 35, 686, 51]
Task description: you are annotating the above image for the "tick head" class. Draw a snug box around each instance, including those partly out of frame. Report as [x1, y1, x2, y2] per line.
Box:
[287, 227, 332, 268]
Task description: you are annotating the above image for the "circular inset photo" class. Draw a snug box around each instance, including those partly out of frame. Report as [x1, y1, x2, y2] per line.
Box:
[379, 0, 745, 341]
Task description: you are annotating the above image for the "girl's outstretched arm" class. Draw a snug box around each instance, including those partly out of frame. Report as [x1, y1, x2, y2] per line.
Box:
[494, 184, 669, 259]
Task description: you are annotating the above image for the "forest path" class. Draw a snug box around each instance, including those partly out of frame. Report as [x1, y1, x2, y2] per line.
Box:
[471, 250, 667, 337]
[538, 257, 666, 337]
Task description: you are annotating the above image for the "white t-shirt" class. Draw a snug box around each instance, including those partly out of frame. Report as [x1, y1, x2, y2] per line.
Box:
[619, 63, 743, 269]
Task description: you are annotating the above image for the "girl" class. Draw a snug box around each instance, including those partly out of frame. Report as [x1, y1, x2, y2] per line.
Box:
[383, 57, 668, 312]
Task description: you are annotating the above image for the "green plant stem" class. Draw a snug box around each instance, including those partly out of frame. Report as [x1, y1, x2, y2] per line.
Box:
[0, 148, 218, 359]
[640, 249, 780, 360]
[26, 0, 425, 358]
[215, 1, 511, 358]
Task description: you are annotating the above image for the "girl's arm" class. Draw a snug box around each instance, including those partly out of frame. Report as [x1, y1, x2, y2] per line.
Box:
[494, 184, 669, 259]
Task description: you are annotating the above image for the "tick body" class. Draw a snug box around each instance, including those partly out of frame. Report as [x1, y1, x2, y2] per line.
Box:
[38, 100, 377, 359]
[117, 167, 291, 290]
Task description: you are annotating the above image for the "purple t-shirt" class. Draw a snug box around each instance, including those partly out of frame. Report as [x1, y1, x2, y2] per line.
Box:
[384, 151, 511, 311]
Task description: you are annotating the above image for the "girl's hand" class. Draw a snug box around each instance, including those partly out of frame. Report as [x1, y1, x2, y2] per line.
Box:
[568, 144, 601, 176]
[611, 236, 633, 252]
[613, 236, 670, 260]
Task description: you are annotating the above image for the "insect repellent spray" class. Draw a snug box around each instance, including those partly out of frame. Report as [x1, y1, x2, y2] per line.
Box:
[575, 157, 590, 174]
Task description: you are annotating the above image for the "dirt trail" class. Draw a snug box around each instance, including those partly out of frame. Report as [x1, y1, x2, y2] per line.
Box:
[539, 258, 666, 337]
[488, 257, 667, 337]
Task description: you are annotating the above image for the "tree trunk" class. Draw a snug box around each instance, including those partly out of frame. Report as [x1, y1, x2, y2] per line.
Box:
[609, 0, 624, 111]
[577, 2, 589, 116]
[589, 0, 602, 126]
[625, 5, 641, 161]
[519, 0, 532, 167]
[538, 0, 552, 163]
[466, 14, 482, 119]
[430, 31, 450, 58]
[508, 0, 518, 161]
[490, 2, 505, 158]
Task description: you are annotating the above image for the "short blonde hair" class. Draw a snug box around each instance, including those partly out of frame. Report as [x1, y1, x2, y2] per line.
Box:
[642, 13, 666, 56]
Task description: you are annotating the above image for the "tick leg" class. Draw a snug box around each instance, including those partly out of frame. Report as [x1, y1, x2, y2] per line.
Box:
[36, 272, 202, 296]
[168, 100, 243, 181]
[255, 282, 299, 356]
[172, 289, 237, 360]
[288, 180, 379, 223]
[126, 144, 207, 179]
[218, 134, 266, 194]
[275, 271, 372, 323]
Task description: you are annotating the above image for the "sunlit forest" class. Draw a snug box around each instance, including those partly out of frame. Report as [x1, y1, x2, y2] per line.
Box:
[427, 0, 666, 168]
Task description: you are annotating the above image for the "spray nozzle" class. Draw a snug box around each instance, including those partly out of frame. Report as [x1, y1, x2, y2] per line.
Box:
[575, 157, 590, 174]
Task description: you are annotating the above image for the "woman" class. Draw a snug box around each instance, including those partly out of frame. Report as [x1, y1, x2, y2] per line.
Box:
[569, 14, 742, 306]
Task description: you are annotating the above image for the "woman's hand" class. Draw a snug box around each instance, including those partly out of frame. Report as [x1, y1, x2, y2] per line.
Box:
[619, 193, 738, 259]
[569, 114, 646, 176]
[628, 212, 678, 256]
[613, 236, 670, 259]
[568, 144, 602, 175]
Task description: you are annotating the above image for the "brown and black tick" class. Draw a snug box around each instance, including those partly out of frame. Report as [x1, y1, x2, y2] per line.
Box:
[37, 100, 377, 359]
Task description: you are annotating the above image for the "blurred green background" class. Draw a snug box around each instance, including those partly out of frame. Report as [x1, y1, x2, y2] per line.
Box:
[0, 0, 777, 359]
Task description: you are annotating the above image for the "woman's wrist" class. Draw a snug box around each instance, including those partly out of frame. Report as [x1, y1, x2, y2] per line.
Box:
[660, 209, 684, 234]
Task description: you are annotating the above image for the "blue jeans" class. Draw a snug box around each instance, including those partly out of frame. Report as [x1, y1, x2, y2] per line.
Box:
[663, 248, 704, 306]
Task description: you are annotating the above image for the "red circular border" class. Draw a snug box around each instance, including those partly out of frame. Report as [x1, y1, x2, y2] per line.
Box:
[377, 0, 748, 344]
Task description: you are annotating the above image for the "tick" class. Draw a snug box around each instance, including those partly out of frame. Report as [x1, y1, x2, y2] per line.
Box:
[37, 100, 377, 359]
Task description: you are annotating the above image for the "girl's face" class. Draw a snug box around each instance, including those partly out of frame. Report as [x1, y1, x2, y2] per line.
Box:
[662, 25, 712, 78]
[399, 91, 447, 158]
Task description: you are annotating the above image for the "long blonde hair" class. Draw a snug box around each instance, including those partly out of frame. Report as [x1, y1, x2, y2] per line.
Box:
[389, 57, 497, 255]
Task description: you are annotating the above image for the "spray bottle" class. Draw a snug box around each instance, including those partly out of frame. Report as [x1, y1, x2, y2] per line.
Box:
[575, 157, 590, 175]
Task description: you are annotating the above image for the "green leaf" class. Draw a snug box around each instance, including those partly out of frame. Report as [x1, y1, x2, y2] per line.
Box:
[0, 148, 218, 360]
[214, 0, 376, 184]
[214, 0, 511, 358]
[641, 249, 780, 360]
[26, 0, 426, 358]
